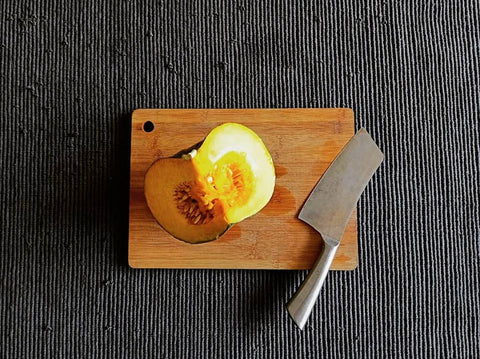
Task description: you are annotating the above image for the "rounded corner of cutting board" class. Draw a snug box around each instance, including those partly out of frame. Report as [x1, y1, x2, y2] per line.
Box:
[339, 259, 359, 271]
[344, 108, 354, 120]
[128, 247, 140, 268]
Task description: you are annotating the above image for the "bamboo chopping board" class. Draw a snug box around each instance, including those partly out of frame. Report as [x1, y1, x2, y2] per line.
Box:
[129, 108, 357, 270]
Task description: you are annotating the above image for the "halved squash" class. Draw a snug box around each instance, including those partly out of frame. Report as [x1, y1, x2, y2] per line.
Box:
[144, 123, 275, 243]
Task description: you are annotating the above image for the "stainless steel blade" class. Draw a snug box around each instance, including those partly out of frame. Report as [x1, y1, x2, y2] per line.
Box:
[298, 128, 384, 244]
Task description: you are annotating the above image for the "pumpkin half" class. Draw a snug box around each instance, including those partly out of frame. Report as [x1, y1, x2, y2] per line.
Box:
[144, 123, 276, 244]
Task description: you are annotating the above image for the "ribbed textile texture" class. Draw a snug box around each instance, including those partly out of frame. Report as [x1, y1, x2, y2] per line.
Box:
[1, 1, 479, 358]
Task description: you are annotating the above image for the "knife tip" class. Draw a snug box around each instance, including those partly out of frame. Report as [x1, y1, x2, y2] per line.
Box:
[357, 127, 367, 135]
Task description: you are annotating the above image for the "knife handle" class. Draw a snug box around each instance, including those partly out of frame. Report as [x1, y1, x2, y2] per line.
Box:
[287, 240, 338, 330]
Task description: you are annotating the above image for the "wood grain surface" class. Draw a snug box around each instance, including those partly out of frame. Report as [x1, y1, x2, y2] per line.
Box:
[128, 108, 357, 269]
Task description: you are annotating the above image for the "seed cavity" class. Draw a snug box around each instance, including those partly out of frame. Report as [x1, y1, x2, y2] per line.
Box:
[174, 182, 216, 225]
[174, 164, 246, 222]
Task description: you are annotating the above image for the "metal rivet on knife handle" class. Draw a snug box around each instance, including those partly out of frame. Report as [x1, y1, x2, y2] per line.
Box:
[287, 128, 384, 330]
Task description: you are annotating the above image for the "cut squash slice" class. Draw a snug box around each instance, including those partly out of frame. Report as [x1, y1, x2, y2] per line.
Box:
[144, 123, 275, 244]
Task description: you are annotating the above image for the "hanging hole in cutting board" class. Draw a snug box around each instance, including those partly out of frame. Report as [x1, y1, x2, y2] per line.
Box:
[143, 121, 154, 132]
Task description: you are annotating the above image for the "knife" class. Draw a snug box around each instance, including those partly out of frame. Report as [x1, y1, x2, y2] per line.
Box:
[287, 128, 383, 330]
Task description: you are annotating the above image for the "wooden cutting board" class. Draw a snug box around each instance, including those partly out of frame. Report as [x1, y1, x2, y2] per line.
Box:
[128, 108, 357, 270]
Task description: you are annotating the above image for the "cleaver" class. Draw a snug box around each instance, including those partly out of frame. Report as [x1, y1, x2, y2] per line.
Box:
[287, 128, 383, 330]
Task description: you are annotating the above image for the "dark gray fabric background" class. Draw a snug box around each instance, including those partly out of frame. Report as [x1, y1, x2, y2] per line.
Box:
[1, 1, 479, 358]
